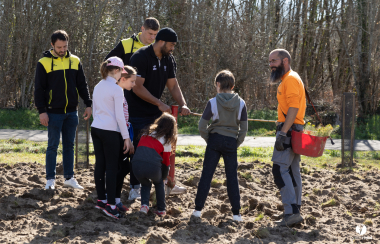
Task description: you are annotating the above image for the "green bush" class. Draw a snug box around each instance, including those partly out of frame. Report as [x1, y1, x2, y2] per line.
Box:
[0, 109, 46, 130]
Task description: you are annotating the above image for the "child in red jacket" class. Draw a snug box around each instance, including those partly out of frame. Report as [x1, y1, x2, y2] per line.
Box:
[131, 113, 177, 216]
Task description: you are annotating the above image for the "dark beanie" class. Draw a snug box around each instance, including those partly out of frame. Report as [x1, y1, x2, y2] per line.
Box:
[156, 27, 178, 42]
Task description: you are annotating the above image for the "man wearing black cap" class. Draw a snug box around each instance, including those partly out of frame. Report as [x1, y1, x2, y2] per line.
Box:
[127, 27, 190, 200]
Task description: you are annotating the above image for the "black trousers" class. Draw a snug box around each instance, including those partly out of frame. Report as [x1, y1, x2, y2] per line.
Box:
[116, 137, 131, 198]
[194, 133, 241, 215]
[91, 127, 120, 205]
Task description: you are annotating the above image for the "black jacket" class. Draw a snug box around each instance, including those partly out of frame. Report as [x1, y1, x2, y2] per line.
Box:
[105, 33, 146, 65]
[34, 50, 92, 114]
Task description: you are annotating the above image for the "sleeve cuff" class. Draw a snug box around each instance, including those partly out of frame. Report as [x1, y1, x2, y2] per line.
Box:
[287, 96, 300, 108]
[38, 107, 47, 114]
[85, 100, 92, 107]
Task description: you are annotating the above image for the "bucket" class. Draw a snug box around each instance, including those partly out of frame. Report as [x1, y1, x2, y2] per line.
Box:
[291, 130, 328, 157]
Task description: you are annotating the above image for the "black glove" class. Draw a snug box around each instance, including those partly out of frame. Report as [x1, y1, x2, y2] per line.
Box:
[275, 131, 287, 151]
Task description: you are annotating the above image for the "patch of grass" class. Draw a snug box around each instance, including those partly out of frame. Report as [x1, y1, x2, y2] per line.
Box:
[346, 211, 352, 216]
[239, 147, 253, 157]
[374, 202, 380, 211]
[252, 227, 269, 238]
[176, 145, 205, 157]
[240, 172, 253, 182]
[254, 212, 264, 221]
[211, 178, 223, 187]
[185, 175, 194, 184]
[363, 219, 372, 226]
[312, 188, 321, 195]
[321, 199, 337, 208]
[301, 166, 311, 174]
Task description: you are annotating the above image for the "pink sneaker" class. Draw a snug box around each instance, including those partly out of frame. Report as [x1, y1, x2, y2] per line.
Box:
[155, 210, 166, 217]
[140, 205, 149, 214]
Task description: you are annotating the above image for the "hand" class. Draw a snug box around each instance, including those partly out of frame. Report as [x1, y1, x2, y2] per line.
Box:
[83, 107, 92, 120]
[158, 102, 171, 113]
[166, 175, 176, 188]
[179, 105, 191, 116]
[275, 132, 287, 151]
[123, 138, 134, 154]
[39, 113, 49, 126]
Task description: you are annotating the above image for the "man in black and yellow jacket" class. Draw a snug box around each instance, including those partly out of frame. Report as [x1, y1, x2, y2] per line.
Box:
[34, 30, 92, 191]
[105, 17, 160, 65]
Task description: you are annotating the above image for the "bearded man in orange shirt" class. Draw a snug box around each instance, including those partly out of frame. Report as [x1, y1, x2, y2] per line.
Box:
[269, 49, 306, 226]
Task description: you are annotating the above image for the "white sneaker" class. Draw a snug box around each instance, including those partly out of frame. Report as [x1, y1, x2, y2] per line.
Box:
[170, 185, 187, 195]
[45, 179, 55, 190]
[140, 205, 149, 214]
[233, 214, 243, 222]
[128, 188, 141, 200]
[63, 178, 84, 189]
[192, 210, 201, 218]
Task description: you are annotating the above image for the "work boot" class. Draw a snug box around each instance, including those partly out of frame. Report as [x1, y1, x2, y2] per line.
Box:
[275, 213, 303, 226]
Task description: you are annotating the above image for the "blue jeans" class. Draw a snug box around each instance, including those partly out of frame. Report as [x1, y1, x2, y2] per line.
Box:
[46, 111, 78, 180]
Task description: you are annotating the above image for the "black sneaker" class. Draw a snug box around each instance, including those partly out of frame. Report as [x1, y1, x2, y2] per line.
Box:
[95, 200, 107, 210]
[102, 204, 123, 219]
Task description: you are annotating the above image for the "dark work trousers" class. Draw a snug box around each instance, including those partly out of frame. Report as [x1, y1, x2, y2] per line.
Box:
[129, 115, 161, 188]
[115, 134, 131, 198]
[91, 127, 120, 205]
[195, 133, 241, 215]
[132, 159, 166, 211]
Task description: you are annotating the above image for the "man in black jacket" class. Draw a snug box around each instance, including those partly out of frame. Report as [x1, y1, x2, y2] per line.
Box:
[129, 27, 191, 200]
[34, 30, 92, 190]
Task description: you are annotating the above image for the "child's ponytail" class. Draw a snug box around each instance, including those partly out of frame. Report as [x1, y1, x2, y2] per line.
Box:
[140, 113, 177, 147]
[100, 60, 121, 79]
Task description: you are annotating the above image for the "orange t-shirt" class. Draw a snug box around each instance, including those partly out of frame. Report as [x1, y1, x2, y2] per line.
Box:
[277, 70, 306, 125]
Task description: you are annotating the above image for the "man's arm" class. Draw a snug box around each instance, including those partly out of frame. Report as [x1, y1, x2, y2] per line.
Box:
[132, 76, 171, 113]
[281, 107, 299, 133]
[34, 62, 48, 114]
[76, 61, 92, 120]
[34, 62, 49, 126]
[166, 78, 190, 115]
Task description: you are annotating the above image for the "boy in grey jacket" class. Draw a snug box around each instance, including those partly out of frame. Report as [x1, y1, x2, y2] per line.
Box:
[192, 70, 248, 221]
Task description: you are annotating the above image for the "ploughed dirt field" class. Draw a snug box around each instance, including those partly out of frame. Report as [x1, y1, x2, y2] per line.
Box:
[0, 160, 379, 244]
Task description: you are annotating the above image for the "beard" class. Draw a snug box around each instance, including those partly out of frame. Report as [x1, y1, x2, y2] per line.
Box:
[53, 47, 66, 58]
[161, 43, 172, 56]
[270, 61, 285, 83]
